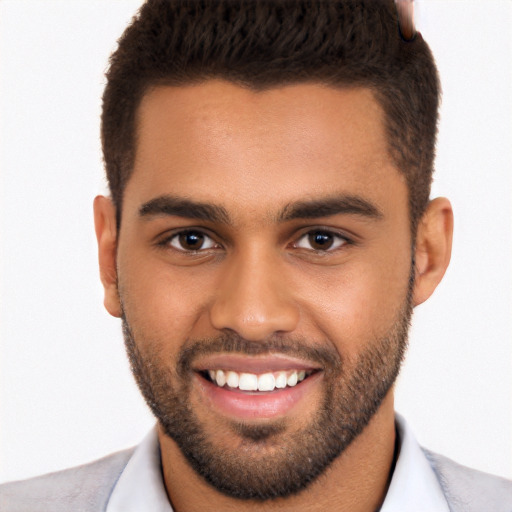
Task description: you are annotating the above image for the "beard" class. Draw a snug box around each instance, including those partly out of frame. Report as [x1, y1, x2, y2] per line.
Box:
[121, 280, 413, 501]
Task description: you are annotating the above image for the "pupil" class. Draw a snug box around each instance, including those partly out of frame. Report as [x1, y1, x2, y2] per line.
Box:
[180, 232, 203, 249]
[309, 232, 333, 250]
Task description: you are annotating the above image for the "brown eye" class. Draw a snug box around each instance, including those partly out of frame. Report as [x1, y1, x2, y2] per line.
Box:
[295, 230, 347, 252]
[308, 232, 334, 250]
[169, 231, 216, 251]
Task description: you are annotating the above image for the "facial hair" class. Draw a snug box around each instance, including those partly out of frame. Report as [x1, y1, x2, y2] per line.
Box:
[121, 284, 412, 501]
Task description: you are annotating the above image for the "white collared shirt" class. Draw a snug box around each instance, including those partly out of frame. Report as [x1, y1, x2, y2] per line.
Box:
[106, 414, 450, 512]
[380, 414, 450, 512]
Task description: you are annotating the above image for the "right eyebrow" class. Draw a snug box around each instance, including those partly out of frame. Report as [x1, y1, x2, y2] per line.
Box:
[138, 195, 230, 224]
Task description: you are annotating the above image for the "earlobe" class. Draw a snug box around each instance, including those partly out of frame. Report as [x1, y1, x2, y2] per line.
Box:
[93, 195, 122, 318]
[412, 197, 454, 307]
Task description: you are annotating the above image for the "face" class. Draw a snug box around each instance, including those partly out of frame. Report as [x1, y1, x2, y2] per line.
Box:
[112, 81, 414, 499]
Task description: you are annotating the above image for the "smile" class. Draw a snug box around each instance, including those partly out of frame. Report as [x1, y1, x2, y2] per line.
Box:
[204, 369, 313, 392]
[193, 355, 324, 420]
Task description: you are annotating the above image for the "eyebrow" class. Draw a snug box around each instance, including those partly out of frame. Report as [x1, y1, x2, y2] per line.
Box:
[277, 195, 383, 222]
[138, 193, 383, 224]
[139, 195, 230, 223]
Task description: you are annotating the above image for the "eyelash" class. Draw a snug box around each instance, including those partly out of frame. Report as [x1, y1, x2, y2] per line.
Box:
[293, 230, 350, 252]
[158, 230, 221, 253]
[158, 228, 351, 254]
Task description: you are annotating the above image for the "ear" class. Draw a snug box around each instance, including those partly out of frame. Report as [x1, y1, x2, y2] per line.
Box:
[412, 197, 454, 306]
[93, 195, 122, 317]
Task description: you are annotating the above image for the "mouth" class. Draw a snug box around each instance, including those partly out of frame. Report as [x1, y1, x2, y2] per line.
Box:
[192, 355, 323, 420]
[201, 368, 315, 392]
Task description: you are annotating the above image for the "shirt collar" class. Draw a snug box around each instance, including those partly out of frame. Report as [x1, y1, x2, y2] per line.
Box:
[107, 427, 173, 512]
[380, 413, 450, 512]
[107, 414, 449, 512]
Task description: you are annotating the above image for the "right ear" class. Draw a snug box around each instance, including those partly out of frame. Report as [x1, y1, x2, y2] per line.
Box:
[93, 195, 121, 318]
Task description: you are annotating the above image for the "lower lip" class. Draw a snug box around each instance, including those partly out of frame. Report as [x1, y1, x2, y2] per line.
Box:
[195, 372, 323, 420]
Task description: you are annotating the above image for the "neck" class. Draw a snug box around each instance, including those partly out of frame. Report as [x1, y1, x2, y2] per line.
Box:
[159, 392, 397, 512]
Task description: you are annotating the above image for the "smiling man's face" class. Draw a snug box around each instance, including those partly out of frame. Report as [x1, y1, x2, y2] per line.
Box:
[97, 81, 416, 499]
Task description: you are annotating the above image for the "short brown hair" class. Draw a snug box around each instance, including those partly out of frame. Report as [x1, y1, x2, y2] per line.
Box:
[102, 0, 440, 231]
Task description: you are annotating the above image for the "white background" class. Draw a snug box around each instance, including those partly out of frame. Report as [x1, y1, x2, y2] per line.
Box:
[1, 0, 511, 483]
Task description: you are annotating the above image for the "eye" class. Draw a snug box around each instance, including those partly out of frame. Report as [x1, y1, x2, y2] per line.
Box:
[295, 230, 347, 251]
[168, 230, 218, 252]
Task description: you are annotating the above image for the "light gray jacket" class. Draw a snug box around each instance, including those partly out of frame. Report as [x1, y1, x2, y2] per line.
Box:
[1, 448, 511, 511]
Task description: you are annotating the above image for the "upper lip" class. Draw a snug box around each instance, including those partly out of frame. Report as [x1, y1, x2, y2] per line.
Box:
[192, 353, 322, 373]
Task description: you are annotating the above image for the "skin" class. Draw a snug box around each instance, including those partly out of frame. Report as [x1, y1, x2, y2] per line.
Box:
[94, 81, 453, 511]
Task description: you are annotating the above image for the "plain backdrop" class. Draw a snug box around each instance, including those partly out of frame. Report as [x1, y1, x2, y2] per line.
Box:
[1, 0, 511, 483]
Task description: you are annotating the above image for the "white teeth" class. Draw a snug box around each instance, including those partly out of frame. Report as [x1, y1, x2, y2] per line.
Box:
[275, 371, 287, 389]
[215, 369, 226, 387]
[258, 373, 275, 392]
[207, 369, 311, 391]
[226, 371, 239, 388]
[287, 372, 298, 387]
[239, 373, 258, 391]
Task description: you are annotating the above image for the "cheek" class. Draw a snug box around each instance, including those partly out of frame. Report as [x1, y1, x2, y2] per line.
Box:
[117, 255, 218, 349]
[295, 250, 412, 355]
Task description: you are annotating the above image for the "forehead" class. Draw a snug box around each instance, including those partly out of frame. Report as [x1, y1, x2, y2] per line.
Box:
[125, 80, 405, 219]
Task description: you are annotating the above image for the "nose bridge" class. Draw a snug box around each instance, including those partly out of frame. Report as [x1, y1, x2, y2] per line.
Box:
[209, 242, 299, 340]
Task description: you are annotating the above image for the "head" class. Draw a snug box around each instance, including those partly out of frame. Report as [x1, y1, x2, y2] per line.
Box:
[95, 0, 453, 504]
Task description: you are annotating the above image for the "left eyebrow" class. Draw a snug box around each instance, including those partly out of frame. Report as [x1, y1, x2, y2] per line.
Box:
[278, 195, 383, 222]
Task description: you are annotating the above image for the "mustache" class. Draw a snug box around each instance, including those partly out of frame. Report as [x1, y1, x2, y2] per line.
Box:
[176, 332, 341, 377]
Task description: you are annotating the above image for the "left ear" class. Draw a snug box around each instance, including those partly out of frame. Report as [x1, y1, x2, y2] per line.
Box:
[412, 197, 453, 306]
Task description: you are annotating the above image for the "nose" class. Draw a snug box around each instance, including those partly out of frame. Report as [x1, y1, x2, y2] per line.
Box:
[209, 247, 300, 340]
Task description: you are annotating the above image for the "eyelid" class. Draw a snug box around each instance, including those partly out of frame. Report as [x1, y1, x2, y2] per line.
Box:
[155, 226, 353, 254]
[157, 228, 222, 252]
[292, 228, 352, 251]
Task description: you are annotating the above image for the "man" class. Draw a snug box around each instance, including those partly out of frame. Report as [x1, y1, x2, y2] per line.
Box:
[1, 0, 511, 510]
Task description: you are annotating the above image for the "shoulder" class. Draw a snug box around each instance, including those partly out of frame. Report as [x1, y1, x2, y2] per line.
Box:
[0, 447, 135, 512]
[423, 448, 512, 512]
